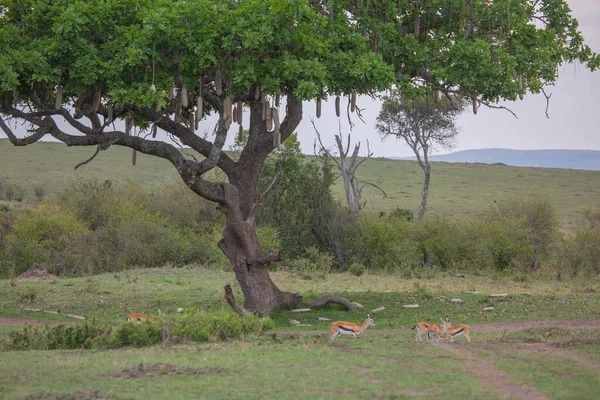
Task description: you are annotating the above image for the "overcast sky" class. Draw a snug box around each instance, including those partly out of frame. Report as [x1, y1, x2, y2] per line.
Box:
[3, 0, 598, 159]
[293, 0, 600, 158]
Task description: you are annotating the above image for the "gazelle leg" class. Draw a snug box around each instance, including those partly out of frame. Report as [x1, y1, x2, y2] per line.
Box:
[330, 328, 339, 341]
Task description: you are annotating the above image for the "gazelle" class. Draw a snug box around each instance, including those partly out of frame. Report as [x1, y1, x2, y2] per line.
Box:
[440, 318, 471, 342]
[412, 321, 446, 342]
[330, 314, 376, 340]
[126, 312, 152, 324]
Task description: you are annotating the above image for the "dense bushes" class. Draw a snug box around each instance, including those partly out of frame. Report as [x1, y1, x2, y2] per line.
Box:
[4, 311, 274, 351]
[0, 171, 596, 280]
[0, 179, 229, 277]
[552, 211, 600, 278]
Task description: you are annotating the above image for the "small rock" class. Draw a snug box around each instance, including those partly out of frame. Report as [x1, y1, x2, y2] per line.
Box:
[489, 293, 508, 298]
[521, 292, 531, 296]
[318, 317, 330, 321]
[482, 307, 495, 311]
[451, 298, 464, 304]
[372, 306, 385, 312]
[466, 291, 479, 294]
[291, 308, 311, 313]
[402, 304, 419, 309]
[177, 308, 184, 313]
[289, 320, 300, 325]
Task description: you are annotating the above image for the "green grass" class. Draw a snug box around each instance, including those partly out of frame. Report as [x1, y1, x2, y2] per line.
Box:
[1, 268, 599, 399]
[2, 139, 599, 231]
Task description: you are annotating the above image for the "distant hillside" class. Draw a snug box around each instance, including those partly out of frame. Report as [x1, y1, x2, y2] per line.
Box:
[394, 149, 600, 171]
[2, 139, 600, 232]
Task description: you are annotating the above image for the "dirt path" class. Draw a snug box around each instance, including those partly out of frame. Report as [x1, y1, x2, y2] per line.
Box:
[442, 344, 551, 400]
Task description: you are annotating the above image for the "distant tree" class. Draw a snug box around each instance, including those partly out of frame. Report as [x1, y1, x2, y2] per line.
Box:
[313, 120, 385, 213]
[376, 95, 466, 220]
[0, 0, 597, 312]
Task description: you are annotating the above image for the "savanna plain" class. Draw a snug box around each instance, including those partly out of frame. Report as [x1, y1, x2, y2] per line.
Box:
[1, 140, 600, 399]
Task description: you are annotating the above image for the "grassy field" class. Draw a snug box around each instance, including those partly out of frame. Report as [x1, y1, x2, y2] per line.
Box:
[1, 139, 599, 231]
[2, 139, 600, 398]
[1, 267, 600, 399]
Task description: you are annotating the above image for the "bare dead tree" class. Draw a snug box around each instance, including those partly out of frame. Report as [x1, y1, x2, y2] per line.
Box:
[312, 119, 386, 212]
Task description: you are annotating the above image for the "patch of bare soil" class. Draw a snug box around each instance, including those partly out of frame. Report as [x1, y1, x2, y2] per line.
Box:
[108, 362, 224, 379]
[18, 265, 57, 280]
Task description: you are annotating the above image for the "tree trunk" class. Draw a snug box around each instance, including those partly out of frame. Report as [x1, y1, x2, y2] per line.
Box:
[206, 94, 304, 314]
[418, 168, 430, 220]
[218, 218, 302, 313]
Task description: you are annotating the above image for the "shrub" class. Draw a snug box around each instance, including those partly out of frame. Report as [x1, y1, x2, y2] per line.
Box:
[0, 178, 6, 200]
[348, 262, 366, 276]
[5, 312, 273, 351]
[6, 320, 113, 350]
[347, 212, 419, 270]
[111, 321, 163, 348]
[256, 135, 337, 260]
[33, 183, 47, 202]
[171, 310, 274, 342]
[412, 216, 464, 270]
[488, 196, 559, 271]
[2, 203, 91, 276]
[286, 245, 333, 280]
[5, 183, 26, 202]
[552, 211, 600, 278]
[389, 207, 414, 222]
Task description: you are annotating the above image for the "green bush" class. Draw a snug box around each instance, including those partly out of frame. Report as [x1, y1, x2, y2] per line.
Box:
[171, 310, 274, 342]
[5, 183, 26, 202]
[412, 216, 464, 270]
[347, 212, 419, 270]
[553, 211, 600, 278]
[286, 245, 333, 280]
[256, 226, 281, 256]
[111, 321, 163, 348]
[348, 262, 366, 276]
[4, 312, 273, 351]
[488, 196, 559, 271]
[6, 320, 113, 351]
[2, 203, 91, 276]
[256, 135, 337, 260]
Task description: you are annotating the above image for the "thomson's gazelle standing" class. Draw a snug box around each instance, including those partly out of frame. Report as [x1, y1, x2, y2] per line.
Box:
[440, 318, 471, 342]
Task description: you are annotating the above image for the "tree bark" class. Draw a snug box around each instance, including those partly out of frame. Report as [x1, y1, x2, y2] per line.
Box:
[418, 167, 430, 221]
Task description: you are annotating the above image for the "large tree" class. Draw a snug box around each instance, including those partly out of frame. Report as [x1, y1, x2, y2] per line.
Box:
[0, 0, 597, 313]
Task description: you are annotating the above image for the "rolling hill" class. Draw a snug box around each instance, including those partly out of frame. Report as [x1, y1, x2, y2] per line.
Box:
[394, 149, 600, 171]
[1, 139, 599, 231]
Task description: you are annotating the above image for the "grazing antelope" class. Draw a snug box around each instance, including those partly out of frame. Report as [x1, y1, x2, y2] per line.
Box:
[330, 314, 375, 340]
[126, 313, 152, 324]
[440, 318, 471, 343]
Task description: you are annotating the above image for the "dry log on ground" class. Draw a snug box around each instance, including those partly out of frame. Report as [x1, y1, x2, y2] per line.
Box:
[309, 295, 362, 310]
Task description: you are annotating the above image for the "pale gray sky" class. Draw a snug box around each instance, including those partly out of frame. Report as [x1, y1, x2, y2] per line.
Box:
[3, 0, 598, 159]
